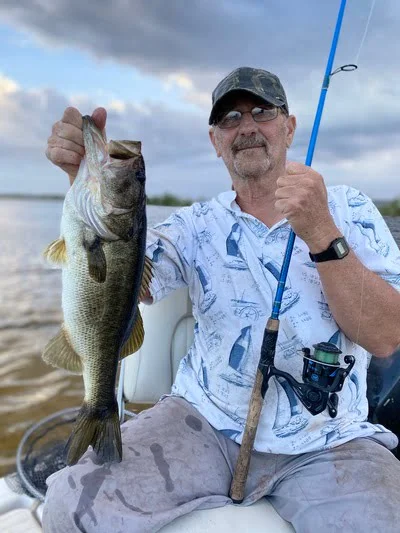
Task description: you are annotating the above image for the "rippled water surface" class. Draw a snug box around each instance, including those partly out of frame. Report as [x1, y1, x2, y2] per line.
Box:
[0, 199, 399, 477]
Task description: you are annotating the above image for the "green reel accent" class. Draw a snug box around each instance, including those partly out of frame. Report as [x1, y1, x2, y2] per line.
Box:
[312, 342, 342, 365]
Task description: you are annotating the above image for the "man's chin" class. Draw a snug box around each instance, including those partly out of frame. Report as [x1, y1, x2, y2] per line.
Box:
[233, 156, 272, 178]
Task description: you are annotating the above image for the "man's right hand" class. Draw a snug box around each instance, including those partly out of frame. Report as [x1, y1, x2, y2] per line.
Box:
[46, 106, 107, 185]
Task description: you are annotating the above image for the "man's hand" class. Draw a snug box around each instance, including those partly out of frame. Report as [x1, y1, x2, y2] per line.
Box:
[275, 161, 341, 251]
[46, 107, 107, 185]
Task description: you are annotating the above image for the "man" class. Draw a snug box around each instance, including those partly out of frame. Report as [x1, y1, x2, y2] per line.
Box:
[43, 67, 400, 532]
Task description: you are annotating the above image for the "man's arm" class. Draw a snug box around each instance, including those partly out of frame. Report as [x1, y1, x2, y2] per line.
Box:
[275, 162, 400, 358]
[309, 228, 400, 357]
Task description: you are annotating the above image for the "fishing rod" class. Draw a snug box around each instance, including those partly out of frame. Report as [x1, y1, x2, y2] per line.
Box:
[230, 0, 356, 504]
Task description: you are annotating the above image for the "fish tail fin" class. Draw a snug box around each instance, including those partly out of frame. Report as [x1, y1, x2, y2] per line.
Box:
[66, 402, 122, 466]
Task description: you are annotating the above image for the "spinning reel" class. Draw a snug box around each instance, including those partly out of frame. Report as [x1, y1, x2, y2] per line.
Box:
[261, 342, 355, 418]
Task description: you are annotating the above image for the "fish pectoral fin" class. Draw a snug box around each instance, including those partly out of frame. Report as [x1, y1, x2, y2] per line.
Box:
[43, 238, 67, 265]
[42, 326, 83, 374]
[83, 235, 107, 283]
[120, 308, 144, 358]
[139, 256, 153, 301]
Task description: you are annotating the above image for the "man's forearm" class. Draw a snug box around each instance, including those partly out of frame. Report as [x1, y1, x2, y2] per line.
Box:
[315, 249, 400, 357]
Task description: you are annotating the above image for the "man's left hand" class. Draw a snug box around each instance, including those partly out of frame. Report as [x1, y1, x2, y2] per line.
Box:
[275, 162, 341, 252]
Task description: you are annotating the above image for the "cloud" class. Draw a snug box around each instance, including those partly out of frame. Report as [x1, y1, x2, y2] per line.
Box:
[0, 71, 398, 201]
[0, 0, 399, 199]
[0, 73, 230, 197]
[1, 0, 399, 84]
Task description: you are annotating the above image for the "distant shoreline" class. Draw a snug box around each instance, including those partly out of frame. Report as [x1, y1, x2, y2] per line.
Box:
[0, 193, 194, 207]
[1, 193, 400, 214]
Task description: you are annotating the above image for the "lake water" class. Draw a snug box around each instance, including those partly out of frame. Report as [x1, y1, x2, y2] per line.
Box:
[0, 198, 399, 477]
[0, 199, 176, 476]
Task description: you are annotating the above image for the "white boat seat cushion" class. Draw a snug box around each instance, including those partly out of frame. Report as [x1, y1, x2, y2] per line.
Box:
[123, 287, 194, 404]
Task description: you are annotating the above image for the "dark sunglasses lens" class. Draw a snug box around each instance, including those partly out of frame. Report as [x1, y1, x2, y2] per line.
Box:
[218, 110, 241, 129]
[217, 106, 278, 128]
[252, 107, 278, 122]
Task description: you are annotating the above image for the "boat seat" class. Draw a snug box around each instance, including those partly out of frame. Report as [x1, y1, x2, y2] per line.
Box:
[1, 508, 42, 533]
[123, 287, 294, 532]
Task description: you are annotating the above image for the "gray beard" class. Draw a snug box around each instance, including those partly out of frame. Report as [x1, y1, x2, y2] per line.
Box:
[232, 150, 274, 180]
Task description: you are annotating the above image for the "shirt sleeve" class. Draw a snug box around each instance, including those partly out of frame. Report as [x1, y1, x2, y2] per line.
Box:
[145, 208, 197, 303]
[344, 187, 400, 292]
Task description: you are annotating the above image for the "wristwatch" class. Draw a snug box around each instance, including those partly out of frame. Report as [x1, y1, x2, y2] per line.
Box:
[309, 236, 349, 263]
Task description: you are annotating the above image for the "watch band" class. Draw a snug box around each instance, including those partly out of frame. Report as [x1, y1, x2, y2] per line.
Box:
[309, 237, 349, 263]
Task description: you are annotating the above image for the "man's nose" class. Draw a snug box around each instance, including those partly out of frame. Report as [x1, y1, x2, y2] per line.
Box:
[237, 111, 258, 135]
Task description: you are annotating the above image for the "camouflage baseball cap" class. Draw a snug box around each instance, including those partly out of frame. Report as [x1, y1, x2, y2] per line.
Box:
[209, 66, 289, 125]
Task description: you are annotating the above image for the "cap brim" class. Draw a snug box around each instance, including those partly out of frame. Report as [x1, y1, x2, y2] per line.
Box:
[208, 88, 286, 125]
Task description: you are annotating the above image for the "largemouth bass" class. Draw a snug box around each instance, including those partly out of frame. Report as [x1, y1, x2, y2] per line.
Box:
[43, 116, 151, 465]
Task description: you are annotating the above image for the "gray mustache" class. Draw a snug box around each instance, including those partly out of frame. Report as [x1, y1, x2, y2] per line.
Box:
[232, 136, 267, 153]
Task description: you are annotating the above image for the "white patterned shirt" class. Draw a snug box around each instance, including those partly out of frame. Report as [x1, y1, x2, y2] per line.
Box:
[146, 185, 400, 454]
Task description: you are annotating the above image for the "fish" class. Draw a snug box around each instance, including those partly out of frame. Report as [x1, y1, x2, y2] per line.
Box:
[42, 115, 152, 465]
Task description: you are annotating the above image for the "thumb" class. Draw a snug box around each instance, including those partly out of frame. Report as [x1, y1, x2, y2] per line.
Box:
[91, 107, 107, 132]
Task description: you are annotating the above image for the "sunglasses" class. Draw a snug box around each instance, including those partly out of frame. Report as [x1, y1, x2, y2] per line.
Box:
[215, 106, 279, 129]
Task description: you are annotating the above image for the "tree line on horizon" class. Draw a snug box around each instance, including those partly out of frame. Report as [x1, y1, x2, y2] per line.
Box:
[1, 192, 400, 215]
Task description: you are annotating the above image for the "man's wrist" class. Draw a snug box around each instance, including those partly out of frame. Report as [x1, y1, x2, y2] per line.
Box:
[306, 226, 343, 254]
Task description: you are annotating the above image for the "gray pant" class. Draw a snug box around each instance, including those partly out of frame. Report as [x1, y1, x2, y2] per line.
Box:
[42, 396, 400, 533]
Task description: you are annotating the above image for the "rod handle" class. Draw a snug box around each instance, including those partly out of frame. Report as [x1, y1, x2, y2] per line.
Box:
[229, 368, 264, 503]
[229, 318, 279, 503]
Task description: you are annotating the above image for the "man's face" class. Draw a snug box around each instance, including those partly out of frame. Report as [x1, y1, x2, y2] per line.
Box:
[209, 94, 296, 181]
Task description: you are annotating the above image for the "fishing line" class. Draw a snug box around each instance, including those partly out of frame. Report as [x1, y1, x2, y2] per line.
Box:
[352, 1, 377, 348]
[354, 0, 377, 66]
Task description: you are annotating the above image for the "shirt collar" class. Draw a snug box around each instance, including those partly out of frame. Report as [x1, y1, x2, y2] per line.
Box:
[216, 189, 289, 231]
[216, 190, 240, 212]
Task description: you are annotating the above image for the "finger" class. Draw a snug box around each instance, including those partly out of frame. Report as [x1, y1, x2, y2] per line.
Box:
[45, 150, 80, 179]
[286, 161, 308, 173]
[277, 175, 303, 187]
[46, 146, 83, 169]
[274, 199, 289, 216]
[61, 107, 83, 129]
[47, 135, 85, 157]
[52, 122, 84, 148]
[91, 107, 107, 131]
[275, 185, 299, 199]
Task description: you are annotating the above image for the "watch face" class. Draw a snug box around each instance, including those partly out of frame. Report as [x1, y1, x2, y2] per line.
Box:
[333, 239, 348, 258]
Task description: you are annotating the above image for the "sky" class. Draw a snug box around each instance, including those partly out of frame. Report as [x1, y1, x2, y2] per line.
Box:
[0, 0, 398, 201]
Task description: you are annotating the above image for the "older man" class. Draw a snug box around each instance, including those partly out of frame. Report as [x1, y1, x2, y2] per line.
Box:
[43, 67, 400, 532]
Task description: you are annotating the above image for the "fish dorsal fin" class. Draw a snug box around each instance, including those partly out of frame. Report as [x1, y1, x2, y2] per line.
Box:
[43, 238, 67, 265]
[42, 325, 83, 374]
[120, 309, 144, 358]
[139, 256, 153, 301]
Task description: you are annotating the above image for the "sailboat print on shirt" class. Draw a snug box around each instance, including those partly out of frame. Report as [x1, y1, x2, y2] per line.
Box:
[277, 320, 304, 360]
[148, 238, 164, 263]
[259, 256, 300, 313]
[225, 223, 248, 270]
[220, 326, 255, 388]
[194, 259, 216, 313]
[272, 377, 308, 438]
[199, 357, 246, 426]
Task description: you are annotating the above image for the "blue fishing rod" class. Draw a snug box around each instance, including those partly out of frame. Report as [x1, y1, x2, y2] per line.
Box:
[230, 0, 357, 503]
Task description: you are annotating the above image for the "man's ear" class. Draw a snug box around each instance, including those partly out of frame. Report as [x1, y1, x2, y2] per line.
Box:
[285, 115, 297, 148]
[209, 127, 221, 157]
